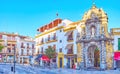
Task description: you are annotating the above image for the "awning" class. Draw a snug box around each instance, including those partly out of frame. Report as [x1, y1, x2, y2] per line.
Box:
[35, 54, 43, 61]
[65, 44, 73, 49]
[40, 55, 50, 61]
[65, 31, 73, 36]
[29, 56, 33, 59]
[114, 52, 120, 60]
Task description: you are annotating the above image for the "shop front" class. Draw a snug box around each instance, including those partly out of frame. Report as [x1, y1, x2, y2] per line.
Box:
[114, 52, 120, 68]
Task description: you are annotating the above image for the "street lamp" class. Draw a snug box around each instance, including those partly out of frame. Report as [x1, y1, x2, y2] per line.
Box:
[13, 45, 16, 73]
[11, 45, 16, 74]
[4, 45, 7, 64]
[111, 40, 114, 69]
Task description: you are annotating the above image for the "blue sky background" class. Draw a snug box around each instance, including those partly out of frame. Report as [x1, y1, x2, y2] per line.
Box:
[0, 0, 120, 37]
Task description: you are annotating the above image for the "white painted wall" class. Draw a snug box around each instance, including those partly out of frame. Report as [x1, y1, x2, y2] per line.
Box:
[113, 35, 120, 51]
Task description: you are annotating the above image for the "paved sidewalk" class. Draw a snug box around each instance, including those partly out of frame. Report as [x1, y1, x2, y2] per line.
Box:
[0, 63, 120, 74]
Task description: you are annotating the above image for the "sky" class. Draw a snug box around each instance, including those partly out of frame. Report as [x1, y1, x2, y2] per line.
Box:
[0, 0, 120, 37]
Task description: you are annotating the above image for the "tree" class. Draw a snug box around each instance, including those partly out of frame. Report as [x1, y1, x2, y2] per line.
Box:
[0, 45, 4, 52]
[45, 47, 56, 59]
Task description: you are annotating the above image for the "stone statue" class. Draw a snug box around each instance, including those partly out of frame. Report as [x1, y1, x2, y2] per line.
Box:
[91, 27, 95, 37]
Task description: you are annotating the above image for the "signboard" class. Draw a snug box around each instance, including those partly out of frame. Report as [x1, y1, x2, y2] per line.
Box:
[114, 52, 120, 60]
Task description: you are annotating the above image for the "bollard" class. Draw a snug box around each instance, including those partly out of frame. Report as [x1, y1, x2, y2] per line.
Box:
[11, 67, 13, 72]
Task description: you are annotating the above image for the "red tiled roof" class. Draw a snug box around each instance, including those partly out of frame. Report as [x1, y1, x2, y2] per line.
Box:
[37, 19, 62, 32]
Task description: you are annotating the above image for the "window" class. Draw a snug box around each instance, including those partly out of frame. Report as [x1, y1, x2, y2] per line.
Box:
[59, 48, 62, 52]
[41, 38, 44, 43]
[75, 58, 77, 62]
[52, 59, 56, 62]
[21, 43, 24, 48]
[0, 35, 2, 39]
[27, 43, 29, 48]
[53, 33, 56, 40]
[37, 48, 39, 54]
[48, 35, 50, 41]
[12, 44, 14, 46]
[41, 47, 43, 53]
[53, 45, 56, 50]
[21, 49, 23, 55]
[7, 44, 11, 46]
[60, 40, 62, 43]
[60, 29, 62, 32]
[8, 48, 11, 53]
[118, 38, 120, 50]
[67, 31, 73, 41]
[32, 44, 34, 49]
[48, 46, 51, 48]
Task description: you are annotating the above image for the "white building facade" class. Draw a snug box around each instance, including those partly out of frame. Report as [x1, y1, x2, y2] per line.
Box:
[0, 32, 35, 64]
[111, 28, 120, 68]
[35, 19, 79, 68]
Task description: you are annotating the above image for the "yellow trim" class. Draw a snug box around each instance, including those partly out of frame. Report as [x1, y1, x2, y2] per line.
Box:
[77, 57, 81, 63]
[46, 40, 57, 44]
[69, 22, 79, 26]
[111, 28, 120, 30]
[36, 43, 44, 46]
[21, 40, 35, 42]
[57, 53, 64, 68]
[113, 32, 120, 35]
[35, 26, 64, 38]
[63, 26, 76, 32]
[111, 28, 120, 35]
[7, 41, 16, 44]
[0, 40, 4, 42]
[114, 50, 120, 52]
[66, 54, 74, 56]
[67, 40, 73, 42]
[7, 40, 16, 42]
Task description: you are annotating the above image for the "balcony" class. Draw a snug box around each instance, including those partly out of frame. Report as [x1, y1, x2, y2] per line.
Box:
[67, 49, 73, 54]
[7, 38, 16, 42]
[32, 47, 35, 49]
[37, 40, 44, 46]
[27, 46, 31, 49]
[21, 53, 24, 56]
[32, 44, 35, 49]
[27, 53, 29, 56]
[7, 51, 14, 55]
[23, 53, 27, 56]
[21, 45, 25, 48]
[46, 36, 57, 43]
[67, 36, 73, 42]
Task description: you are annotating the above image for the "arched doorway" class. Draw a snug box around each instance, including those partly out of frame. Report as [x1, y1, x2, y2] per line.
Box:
[87, 45, 100, 68]
[94, 48, 100, 67]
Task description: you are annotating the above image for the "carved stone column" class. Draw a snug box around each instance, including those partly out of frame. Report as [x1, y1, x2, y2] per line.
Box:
[84, 45, 88, 68]
[100, 40, 106, 70]
[81, 42, 84, 62]
[81, 42, 86, 68]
